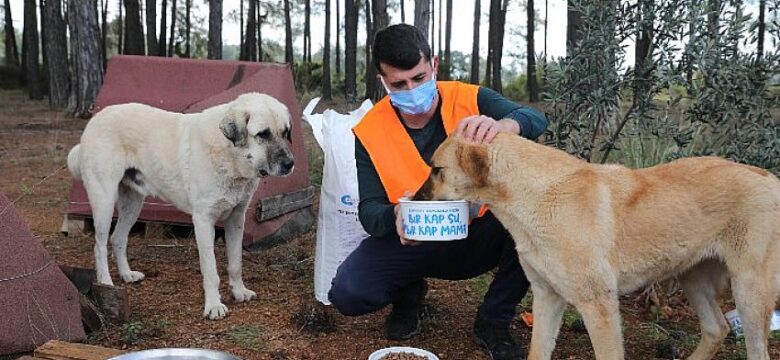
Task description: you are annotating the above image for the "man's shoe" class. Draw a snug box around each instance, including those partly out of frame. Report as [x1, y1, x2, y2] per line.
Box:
[385, 281, 427, 340]
[473, 316, 526, 360]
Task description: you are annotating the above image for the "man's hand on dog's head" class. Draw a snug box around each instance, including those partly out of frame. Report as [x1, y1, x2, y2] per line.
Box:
[456, 115, 520, 144]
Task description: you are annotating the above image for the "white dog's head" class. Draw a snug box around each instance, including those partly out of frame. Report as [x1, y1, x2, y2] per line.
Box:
[219, 92, 295, 178]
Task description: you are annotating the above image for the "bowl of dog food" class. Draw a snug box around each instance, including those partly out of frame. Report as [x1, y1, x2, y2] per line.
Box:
[107, 348, 241, 360]
[368, 346, 440, 360]
[399, 199, 469, 241]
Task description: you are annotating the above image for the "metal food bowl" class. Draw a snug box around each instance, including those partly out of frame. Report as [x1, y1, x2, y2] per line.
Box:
[368, 346, 439, 360]
[107, 348, 241, 360]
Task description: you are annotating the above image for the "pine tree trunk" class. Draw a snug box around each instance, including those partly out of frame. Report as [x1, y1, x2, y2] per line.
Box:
[414, 0, 429, 40]
[566, 0, 582, 57]
[254, 0, 265, 62]
[184, 0, 191, 57]
[44, 0, 69, 108]
[491, 0, 506, 92]
[3, 0, 19, 67]
[543, 0, 547, 58]
[244, 0, 256, 61]
[145, 0, 158, 55]
[757, 0, 765, 58]
[485, 0, 497, 87]
[239, 0, 244, 59]
[336, 0, 341, 75]
[322, 0, 332, 100]
[284, 0, 293, 65]
[208, 0, 222, 59]
[100, 0, 108, 68]
[167, 0, 176, 56]
[430, 0, 434, 55]
[633, 0, 653, 100]
[369, 0, 387, 101]
[117, 0, 124, 53]
[304, 0, 310, 62]
[364, 0, 373, 99]
[159, 0, 167, 55]
[526, 0, 537, 102]
[39, 0, 46, 74]
[23, 0, 42, 99]
[123, 0, 144, 54]
[470, 0, 479, 84]
[68, 0, 103, 118]
[400, 0, 405, 23]
[344, 0, 358, 102]
[443, 0, 451, 80]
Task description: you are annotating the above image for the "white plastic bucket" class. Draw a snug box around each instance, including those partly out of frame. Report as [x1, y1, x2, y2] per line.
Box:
[368, 346, 439, 360]
[399, 200, 469, 241]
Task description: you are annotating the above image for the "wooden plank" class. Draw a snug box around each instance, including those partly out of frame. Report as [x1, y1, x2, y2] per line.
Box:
[91, 283, 130, 322]
[33, 340, 124, 360]
[255, 186, 315, 222]
[59, 215, 86, 237]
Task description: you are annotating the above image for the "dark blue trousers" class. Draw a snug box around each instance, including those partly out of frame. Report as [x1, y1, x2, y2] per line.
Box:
[328, 211, 530, 328]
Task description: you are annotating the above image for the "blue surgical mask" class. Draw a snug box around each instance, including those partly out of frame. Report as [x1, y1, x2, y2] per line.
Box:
[381, 70, 438, 115]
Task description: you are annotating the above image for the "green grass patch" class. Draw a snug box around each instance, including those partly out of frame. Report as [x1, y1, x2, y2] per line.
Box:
[225, 324, 265, 350]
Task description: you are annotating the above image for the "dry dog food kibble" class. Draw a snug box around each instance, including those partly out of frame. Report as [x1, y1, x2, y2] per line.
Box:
[379, 352, 429, 360]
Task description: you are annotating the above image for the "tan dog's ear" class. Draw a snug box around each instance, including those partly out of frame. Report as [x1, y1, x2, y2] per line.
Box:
[220, 110, 249, 147]
[456, 143, 490, 188]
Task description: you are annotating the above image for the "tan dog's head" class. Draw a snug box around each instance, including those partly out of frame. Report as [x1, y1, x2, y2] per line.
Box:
[414, 136, 492, 202]
[220, 92, 295, 178]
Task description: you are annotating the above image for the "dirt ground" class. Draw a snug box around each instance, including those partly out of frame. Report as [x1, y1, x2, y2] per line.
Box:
[1, 89, 778, 360]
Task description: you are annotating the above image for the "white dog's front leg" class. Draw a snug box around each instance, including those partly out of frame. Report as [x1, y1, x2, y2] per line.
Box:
[192, 213, 228, 320]
[224, 203, 256, 303]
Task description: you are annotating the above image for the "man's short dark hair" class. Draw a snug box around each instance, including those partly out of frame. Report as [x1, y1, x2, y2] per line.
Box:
[373, 24, 432, 75]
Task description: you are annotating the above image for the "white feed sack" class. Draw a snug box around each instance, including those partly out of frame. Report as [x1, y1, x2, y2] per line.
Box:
[304, 98, 373, 304]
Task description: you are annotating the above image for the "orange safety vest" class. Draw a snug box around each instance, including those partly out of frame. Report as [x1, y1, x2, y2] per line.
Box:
[353, 81, 488, 216]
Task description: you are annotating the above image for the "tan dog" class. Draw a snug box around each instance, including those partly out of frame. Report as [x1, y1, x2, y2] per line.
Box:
[415, 133, 780, 360]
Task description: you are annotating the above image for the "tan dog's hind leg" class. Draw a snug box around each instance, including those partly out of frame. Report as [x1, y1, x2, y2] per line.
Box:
[526, 279, 567, 360]
[679, 260, 730, 360]
[731, 270, 772, 360]
[575, 293, 624, 360]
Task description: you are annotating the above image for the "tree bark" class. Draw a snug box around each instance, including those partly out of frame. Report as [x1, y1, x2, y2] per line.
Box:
[527, 0, 537, 102]
[490, 0, 506, 92]
[257, 0, 263, 60]
[345, 0, 358, 102]
[145, 0, 158, 55]
[757, 0, 765, 59]
[167, 0, 176, 56]
[159, 0, 167, 55]
[336, 0, 341, 75]
[284, 0, 293, 65]
[304, 0, 310, 62]
[239, 0, 244, 59]
[470, 0, 480, 84]
[68, 0, 104, 118]
[400, 0, 405, 23]
[442, 0, 451, 80]
[23, 0, 42, 99]
[208, 0, 222, 59]
[430, 0, 435, 56]
[414, 0, 429, 40]
[39, 0, 46, 74]
[184, 0, 191, 57]
[322, 0, 332, 100]
[485, 0, 497, 88]
[364, 0, 374, 99]
[566, 0, 582, 57]
[117, 0, 124, 53]
[44, 0, 69, 108]
[4, 0, 19, 67]
[100, 0, 108, 68]
[123, 0, 144, 55]
[543, 0, 547, 58]
[633, 0, 653, 100]
[243, 0, 256, 60]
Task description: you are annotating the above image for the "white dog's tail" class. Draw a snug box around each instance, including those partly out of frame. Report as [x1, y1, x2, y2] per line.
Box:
[67, 144, 82, 180]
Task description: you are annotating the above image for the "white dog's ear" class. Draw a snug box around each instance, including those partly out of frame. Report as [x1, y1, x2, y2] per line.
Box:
[456, 143, 490, 188]
[220, 110, 249, 147]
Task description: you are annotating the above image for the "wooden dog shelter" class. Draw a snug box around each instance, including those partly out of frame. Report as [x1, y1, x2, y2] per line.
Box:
[63, 55, 314, 249]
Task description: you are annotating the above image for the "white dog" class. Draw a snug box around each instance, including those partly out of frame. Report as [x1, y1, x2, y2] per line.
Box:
[67, 93, 295, 319]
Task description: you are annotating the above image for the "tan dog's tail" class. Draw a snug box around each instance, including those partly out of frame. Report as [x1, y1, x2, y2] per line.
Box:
[67, 144, 82, 180]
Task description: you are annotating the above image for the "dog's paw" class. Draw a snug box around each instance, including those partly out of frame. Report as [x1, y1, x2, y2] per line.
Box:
[232, 287, 257, 303]
[120, 271, 145, 283]
[203, 303, 229, 320]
